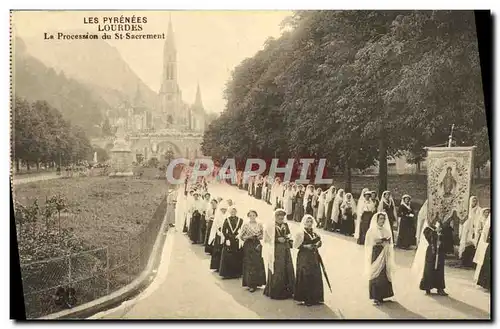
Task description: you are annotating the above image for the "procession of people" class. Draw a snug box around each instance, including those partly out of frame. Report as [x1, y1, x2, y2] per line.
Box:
[173, 169, 490, 310]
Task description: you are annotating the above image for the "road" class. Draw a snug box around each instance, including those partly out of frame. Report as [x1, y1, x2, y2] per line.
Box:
[93, 182, 490, 320]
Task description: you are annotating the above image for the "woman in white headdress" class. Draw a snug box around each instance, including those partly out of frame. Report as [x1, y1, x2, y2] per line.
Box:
[330, 189, 345, 232]
[188, 191, 206, 244]
[396, 194, 416, 249]
[340, 192, 357, 236]
[303, 185, 315, 216]
[263, 209, 295, 300]
[239, 210, 266, 292]
[378, 191, 398, 239]
[283, 183, 294, 221]
[411, 215, 447, 296]
[204, 198, 219, 255]
[461, 196, 480, 238]
[317, 190, 327, 229]
[458, 204, 486, 268]
[474, 207, 490, 247]
[354, 188, 370, 239]
[218, 206, 244, 279]
[312, 188, 322, 222]
[473, 212, 490, 290]
[174, 187, 188, 233]
[365, 212, 395, 305]
[293, 214, 324, 306]
[324, 186, 336, 231]
[357, 190, 376, 245]
[209, 201, 229, 271]
[293, 184, 305, 222]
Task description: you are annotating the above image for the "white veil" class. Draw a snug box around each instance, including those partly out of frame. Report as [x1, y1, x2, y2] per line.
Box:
[293, 214, 318, 249]
[174, 188, 187, 230]
[208, 201, 228, 245]
[458, 201, 477, 258]
[416, 199, 428, 245]
[354, 188, 370, 239]
[263, 209, 286, 274]
[364, 212, 395, 282]
[473, 210, 491, 268]
[330, 189, 345, 222]
[411, 218, 431, 285]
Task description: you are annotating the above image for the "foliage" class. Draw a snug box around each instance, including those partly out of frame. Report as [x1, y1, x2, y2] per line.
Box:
[12, 97, 93, 169]
[203, 10, 490, 190]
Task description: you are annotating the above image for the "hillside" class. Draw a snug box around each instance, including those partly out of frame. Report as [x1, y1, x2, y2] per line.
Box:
[21, 33, 158, 111]
[13, 37, 106, 136]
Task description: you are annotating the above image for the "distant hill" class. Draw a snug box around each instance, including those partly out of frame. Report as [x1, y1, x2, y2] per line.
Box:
[21, 33, 158, 111]
[13, 37, 106, 136]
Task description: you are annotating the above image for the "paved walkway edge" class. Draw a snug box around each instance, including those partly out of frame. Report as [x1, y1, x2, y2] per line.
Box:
[38, 195, 172, 320]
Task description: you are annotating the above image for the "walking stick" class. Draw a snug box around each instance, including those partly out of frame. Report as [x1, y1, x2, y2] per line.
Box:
[435, 224, 442, 270]
[316, 251, 333, 293]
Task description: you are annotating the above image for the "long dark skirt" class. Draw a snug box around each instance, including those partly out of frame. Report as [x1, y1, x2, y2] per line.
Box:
[461, 245, 476, 268]
[199, 216, 207, 246]
[341, 213, 355, 236]
[294, 250, 324, 304]
[419, 246, 446, 291]
[210, 235, 222, 270]
[369, 245, 394, 301]
[397, 216, 416, 248]
[189, 213, 202, 243]
[441, 224, 454, 254]
[204, 220, 214, 254]
[264, 243, 295, 299]
[293, 201, 304, 222]
[182, 217, 188, 233]
[242, 239, 266, 288]
[477, 244, 490, 290]
[255, 186, 262, 199]
[357, 211, 373, 245]
[219, 239, 243, 278]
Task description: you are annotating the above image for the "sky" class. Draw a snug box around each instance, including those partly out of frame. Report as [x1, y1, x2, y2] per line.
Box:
[13, 10, 292, 113]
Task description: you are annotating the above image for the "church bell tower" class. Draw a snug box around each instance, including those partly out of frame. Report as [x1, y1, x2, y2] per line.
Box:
[159, 16, 179, 127]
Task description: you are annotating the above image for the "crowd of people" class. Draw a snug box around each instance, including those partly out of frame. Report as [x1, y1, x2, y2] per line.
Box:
[174, 172, 490, 307]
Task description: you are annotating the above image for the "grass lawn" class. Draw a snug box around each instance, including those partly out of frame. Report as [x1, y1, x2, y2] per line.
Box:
[13, 176, 171, 263]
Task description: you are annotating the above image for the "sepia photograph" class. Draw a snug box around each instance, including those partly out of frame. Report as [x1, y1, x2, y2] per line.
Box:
[10, 9, 491, 320]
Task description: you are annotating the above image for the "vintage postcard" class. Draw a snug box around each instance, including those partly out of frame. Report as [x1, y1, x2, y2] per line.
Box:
[10, 10, 491, 320]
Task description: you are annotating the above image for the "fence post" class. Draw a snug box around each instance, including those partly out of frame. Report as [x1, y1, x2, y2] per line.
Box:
[127, 236, 131, 284]
[67, 255, 72, 288]
[106, 246, 110, 294]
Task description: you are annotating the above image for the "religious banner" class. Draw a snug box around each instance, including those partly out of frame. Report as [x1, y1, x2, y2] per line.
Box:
[426, 146, 475, 224]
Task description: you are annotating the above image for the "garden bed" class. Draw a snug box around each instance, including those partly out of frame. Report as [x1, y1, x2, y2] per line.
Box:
[13, 176, 170, 263]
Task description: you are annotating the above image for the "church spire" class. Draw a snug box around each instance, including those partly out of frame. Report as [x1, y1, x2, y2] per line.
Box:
[194, 82, 203, 109]
[165, 13, 175, 51]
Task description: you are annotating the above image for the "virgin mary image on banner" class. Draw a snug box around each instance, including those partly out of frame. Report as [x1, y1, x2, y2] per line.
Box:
[440, 166, 458, 198]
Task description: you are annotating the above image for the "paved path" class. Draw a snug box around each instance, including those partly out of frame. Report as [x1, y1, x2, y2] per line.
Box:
[93, 183, 490, 320]
[12, 173, 61, 185]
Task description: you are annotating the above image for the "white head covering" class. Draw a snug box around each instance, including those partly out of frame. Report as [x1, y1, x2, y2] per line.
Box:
[354, 188, 370, 239]
[458, 201, 482, 259]
[341, 193, 357, 216]
[465, 196, 480, 238]
[208, 201, 229, 245]
[364, 212, 395, 281]
[330, 189, 345, 221]
[293, 214, 318, 249]
[263, 209, 286, 274]
[400, 194, 412, 210]
[378, 190, 397, 220]
[325, 186, 336, 203]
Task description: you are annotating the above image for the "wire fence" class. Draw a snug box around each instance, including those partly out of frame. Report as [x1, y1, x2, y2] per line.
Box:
[19, 194, 174, 319]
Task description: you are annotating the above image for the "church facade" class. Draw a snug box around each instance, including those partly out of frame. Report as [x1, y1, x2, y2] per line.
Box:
[93, 18, 208, 162]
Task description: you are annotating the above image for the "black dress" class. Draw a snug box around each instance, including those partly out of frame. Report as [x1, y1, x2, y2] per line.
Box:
[477, 231, 490, 290]
[341, 206, 355, 236]
[219, 216, 244, 278]
[305, 194, 314, 216]
[264, 223, 295, 299]
[204, 208, 217, 254]
[381, 201, 396, 239]
[357, 210, 373, 245]
[419, 226, 446, 291]
[369, 244, 394, 301]
[325, 199, 334, 231]
[397, 205, 416, 248]
[189, 210, 202, 244]
[293, 191, 305, 222]
[210, 234, 223, 271]
[294, 229, 324, 305]
[241, 222, 267, 289]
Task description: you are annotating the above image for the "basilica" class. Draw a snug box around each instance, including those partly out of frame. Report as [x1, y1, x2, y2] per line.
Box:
[99, 17, 208, 161]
